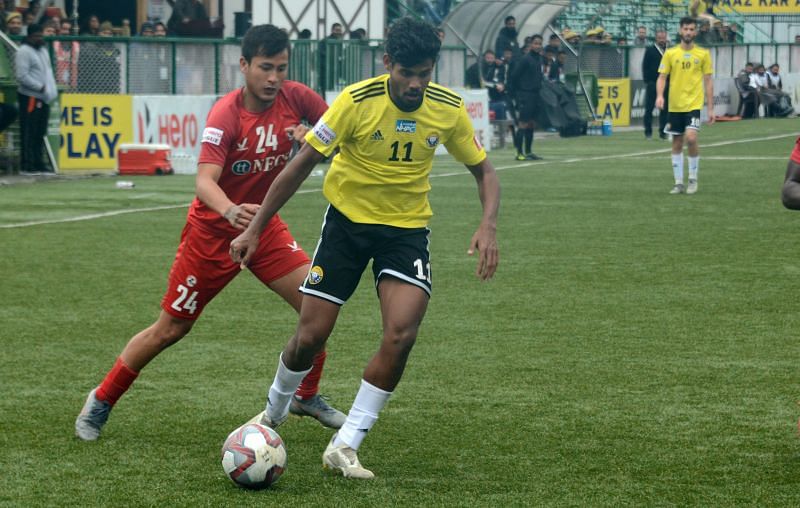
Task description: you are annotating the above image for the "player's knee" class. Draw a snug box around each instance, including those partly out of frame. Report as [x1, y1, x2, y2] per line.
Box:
[152, 319, 193, 349]
[383, 326, 418, 354]
[292, 328, 328, 354]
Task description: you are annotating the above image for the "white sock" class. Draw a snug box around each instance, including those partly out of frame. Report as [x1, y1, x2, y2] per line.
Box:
[688, 156, 699, 180]
[334, 379, 392, 450]
[671, 153, 684, 184]
[266, 353, 311, 422]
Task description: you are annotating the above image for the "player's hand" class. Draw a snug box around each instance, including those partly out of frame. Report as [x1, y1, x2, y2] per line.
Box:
[655, 97, 664, 110]
[229, 230, 259, 269]
[707, 112, 715, 125]
[285, 125, 310, 145]
[223, 203, 260, 231]
[467, 223, 499, 281]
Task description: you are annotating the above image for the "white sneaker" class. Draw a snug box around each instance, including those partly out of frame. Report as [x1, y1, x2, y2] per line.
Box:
[75, 388, 112, 441]
[322, 433, 375, 479]
[669, 183, 685, 194]
[247, 410, 286, 429]
[686, 179, 698, 194]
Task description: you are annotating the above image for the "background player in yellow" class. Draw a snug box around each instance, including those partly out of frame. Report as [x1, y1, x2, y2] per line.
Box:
[229, 16, 500, 480]
[656, 16, 714, 195]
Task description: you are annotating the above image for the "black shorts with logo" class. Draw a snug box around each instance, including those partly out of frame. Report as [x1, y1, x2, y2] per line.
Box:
[666, 110, 701, 135]
[301, 205, 432, 305]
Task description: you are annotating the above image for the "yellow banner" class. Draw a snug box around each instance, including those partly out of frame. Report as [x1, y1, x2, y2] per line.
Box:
[59, 94, 133, 171]
[670, 0, 800, 14]
[597, 79, 631, 127]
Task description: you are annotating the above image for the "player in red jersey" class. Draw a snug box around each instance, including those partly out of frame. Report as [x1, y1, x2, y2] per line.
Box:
[76, 25, 345, 441]
[781, 137, 800, 210]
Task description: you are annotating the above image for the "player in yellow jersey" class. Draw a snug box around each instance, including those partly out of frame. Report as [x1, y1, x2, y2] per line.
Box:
[229, 17, 500, 479]
[656, 17, 714, 195]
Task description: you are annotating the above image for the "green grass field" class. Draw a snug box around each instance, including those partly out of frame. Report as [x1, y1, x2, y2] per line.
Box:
[2, 119, 800, 506]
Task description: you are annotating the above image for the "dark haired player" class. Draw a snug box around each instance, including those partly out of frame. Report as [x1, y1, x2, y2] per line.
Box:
[781, 137, 800, 210]
[230, 17, 500, 479]
[656, 16, 714, 195]
[75, 25, 345, 441]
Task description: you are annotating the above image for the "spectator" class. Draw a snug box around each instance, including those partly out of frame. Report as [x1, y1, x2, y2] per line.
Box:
[547, 33, 561, 52]
[78, 26, 121, 93]
[543, 45, 556, 79]
[83, 14, 99, 35]
[6, 11, 22, 35]
[643, 29, 669, 139]
[298, 28, 311, 39]
[59, 19, 72, 35]
[166, 0, 208, 35]
[350, 27, 366, 40]
[495, 15, 520, 60]
[98, 21, 113, 37]
[751, 63, 793, 116]
[15, 22, 57, 174]
[466, 49, 508, 121]
[510, 34, 544, 160]
[121, 18, 131, 37]
[22, 9, 35, 33]
[42, 18, 56, 36]
[585, 26, 606, 44]
[140, 21, 154, 36]
[562, 29, 580, 46]
[318, 22, 343, 91]
[554, 50, 567, 83]
[767, 63, 783, 90]
[634, 26, 648, 46]
[154, 22, 167, 37]
[53, 21, 79, 88]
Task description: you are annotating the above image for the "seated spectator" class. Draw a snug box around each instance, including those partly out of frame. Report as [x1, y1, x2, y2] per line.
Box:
[82, 14, 99, 35]
[120, 18, 130, 37]
[59, 19, 72, 35]
[140, 21, 155, 36]
[755, 63, 793, 117]
[154, 21, 167, 37]
[547, 33, 561, 52]
[298, 28, 312, 39]
[466, 49, 509, 121]
[166, 0, 212, 36]
[5, 11, 22, 35]
[736, 62, 758, 118]
[562, 29, 580, 46]
[42, 18, 56, 36]
[584, 26, 606, 44]
[690, 0, 718, 24]
[543, 45, 557, 79]
[53, 22, 79, 88]
[767, 63, 783, 90]
[98, 21, 113, 37]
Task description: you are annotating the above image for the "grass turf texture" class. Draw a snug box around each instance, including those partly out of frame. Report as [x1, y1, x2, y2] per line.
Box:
[1, 118, 800, 506]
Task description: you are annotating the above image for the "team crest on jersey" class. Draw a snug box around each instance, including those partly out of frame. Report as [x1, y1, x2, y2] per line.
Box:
[308, 266, 324, 285]
[186, 275, 197, 288]
[425, 134, 439, 148]
[396, 120, 416, 134]
[694, 58, 700, 65]
[231, 160, 251, 175]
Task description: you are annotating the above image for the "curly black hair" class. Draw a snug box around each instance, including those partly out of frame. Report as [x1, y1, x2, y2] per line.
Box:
[242, 24, 290, 62]
[385, 17, 441, 67]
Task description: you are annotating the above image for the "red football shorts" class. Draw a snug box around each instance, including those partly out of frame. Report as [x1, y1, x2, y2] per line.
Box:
[161, 220, 310, 320]
[792, 137, 800, 165]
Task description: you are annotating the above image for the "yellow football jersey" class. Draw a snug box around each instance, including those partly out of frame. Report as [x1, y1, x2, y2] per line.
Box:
[658, 45, 713, 112]
[305, 74, 486, 228]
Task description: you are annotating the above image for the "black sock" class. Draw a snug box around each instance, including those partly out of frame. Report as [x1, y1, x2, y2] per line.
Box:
[514, 130, 524, 154]
[524, 129, 533, 154]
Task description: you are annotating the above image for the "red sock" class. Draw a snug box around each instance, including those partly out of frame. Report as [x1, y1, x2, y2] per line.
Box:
[295, 350, 326, 399]
[95, 357, 139, 406]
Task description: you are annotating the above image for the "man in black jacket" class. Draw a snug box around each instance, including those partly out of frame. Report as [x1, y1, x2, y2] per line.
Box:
[642, 29, 669, 139]
[510, 34, 543, 160]
[494, 16, 521, 61]
[466, 50, 509, 121]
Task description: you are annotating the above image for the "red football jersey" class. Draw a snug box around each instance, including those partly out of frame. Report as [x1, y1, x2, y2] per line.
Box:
[188, 81, 328, 236]
[792, 136, 800, 165]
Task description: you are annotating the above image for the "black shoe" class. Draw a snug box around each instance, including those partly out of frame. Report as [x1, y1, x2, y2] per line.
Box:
[525, 153, 542, 161]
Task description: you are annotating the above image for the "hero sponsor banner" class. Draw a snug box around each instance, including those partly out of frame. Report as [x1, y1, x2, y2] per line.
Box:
[597, 79, 631, 127]
[716, 0, 800, 14]
[59, 94, 133, 171]
[133, 95, 218, 158]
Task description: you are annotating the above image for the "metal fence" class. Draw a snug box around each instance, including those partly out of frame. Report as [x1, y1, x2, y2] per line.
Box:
[0, 35, 470, 96]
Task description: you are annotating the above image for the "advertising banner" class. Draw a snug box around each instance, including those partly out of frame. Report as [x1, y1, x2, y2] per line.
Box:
[59, 94, 133, 171]
[597, 79, 631, 127]
[133, 95, 217, 172]
[716, 0, 800, 14]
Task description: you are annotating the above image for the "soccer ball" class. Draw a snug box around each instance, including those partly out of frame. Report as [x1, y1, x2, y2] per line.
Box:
[221, 423, 287, 489]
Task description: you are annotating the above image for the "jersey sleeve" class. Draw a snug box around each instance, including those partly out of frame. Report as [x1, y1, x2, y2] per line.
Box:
[198, 101, 237, 166]
[305, 92, 355, 157]
[443, 103, 487, 166]
[657, 50, 671, 75]
[702, 50, 713, 75]
[286, 82, 328, 125]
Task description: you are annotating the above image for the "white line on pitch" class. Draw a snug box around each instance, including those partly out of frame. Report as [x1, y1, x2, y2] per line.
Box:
[3, 132, 798, 229]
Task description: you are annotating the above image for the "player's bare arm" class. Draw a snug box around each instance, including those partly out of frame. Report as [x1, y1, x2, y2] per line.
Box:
[465, 157, 501, 281]
[229, 143, 325, 267]
[704, 74, 715, 124]
[196, 162, 260, 231]
[782, 159, 800, 209]
[655, 74, 667, 110]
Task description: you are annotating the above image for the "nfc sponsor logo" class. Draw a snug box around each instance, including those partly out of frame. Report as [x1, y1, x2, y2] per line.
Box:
[395, 120, 416, 133]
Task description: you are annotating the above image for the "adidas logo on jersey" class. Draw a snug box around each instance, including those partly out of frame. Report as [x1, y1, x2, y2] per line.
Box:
[370, 129, 384, 141]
